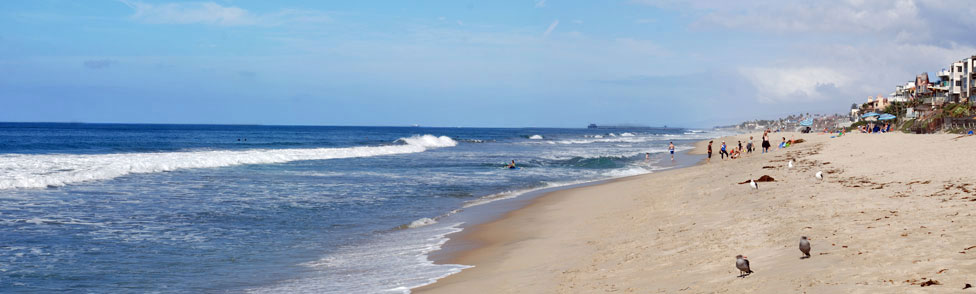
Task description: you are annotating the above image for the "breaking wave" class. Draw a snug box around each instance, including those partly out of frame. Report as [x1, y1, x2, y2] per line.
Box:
[0, 135, 458, 190]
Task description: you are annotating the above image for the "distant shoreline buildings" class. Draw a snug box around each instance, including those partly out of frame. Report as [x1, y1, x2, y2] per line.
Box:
[727, 54, 976, 134]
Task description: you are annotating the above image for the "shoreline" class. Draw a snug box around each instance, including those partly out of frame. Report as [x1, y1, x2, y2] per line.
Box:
[416, 147, 707, 290]
[416, 131, 976, 293]
[413, 136, 725, 292]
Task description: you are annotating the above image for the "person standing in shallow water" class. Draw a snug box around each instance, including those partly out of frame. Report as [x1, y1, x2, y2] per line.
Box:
[668, 142, 675, 161]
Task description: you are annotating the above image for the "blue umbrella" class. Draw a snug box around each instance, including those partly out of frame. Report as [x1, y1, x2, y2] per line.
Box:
[860, 112, 880, 118]
[878, 113, 896, 121]
[799, 118, 814, 126]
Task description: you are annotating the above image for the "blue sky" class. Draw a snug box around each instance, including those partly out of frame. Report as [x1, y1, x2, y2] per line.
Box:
[1, 0, 974, 127]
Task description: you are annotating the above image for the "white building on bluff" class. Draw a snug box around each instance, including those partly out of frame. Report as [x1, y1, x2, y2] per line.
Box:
[946, 56, 976, 103]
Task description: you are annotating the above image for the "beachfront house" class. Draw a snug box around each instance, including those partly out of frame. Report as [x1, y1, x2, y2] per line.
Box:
[847, 53, 976, 133]
[946, 56, 976, 103]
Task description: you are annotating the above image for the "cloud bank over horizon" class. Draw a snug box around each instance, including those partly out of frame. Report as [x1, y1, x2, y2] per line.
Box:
[1, 0, 973, 127]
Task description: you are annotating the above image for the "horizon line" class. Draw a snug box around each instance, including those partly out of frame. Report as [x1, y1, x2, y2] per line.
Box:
[0, 121, 701, 130]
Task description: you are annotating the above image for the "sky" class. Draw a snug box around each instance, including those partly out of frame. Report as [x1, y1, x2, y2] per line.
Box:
[1, 0, 974, 128]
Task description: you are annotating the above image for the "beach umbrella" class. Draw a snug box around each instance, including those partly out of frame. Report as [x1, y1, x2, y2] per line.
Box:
[878, 114, 896, 121]
[799, 118, 814, 126]
[860, 112, 880, 118]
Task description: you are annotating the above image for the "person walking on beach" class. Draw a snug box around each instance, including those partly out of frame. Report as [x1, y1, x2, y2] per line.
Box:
[747, 136, 754, 154]
[668, 142, 675, 161]
[737, 141, 743, 153]
[762, 132, 770, 153]
[720, 141, 729, 160]
[707, 141, 713, 163]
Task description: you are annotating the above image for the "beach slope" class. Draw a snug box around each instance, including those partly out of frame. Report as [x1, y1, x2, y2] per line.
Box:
[418, 133, 976, 293]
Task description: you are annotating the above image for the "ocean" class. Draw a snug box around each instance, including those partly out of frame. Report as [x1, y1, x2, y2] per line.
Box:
[0, 123, 718, 293]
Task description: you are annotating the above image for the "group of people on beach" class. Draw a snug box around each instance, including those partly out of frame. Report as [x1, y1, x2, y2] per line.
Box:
[706, 129, 796, 163]
[858, 122, 891, 133]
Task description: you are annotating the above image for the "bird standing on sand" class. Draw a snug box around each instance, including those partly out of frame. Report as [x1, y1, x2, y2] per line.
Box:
[799, 236, 811, 258]
[750, 179, 758, 190]
[735, 255, 752, 276]
[815, 171, 823, 180]
[788, 160, 794, 168]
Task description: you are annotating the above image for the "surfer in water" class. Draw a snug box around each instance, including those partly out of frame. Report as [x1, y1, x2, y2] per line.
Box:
[507, 160, 517, 169]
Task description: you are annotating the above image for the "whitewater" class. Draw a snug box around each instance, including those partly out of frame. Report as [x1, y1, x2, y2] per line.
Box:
[0, 123, 717, 294]
[0, 134, 457, 190]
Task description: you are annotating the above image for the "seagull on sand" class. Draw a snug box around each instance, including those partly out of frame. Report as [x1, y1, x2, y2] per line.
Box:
[815, 171, 823, 180]
[735, 255, 752, 276]
[750, 179, 758, 190]
[799, 236, 811, 258]
[788, 160, 794, 168]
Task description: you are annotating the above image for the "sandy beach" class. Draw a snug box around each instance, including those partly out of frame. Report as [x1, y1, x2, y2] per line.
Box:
[418, 132, 976, 293]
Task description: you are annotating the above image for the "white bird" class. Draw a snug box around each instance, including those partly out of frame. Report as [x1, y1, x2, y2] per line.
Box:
[750, 179, 758, 189]
[815, 171, 823, 180]
[735, 255, 752, 276]
[788, 160, 794, 168]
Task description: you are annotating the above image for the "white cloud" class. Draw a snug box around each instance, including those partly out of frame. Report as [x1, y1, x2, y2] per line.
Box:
[632, 0, 976, 106]
[543, 20, 559, 37]
[636, 0, 976, 45]
[741, 67, 849, 103]
[535, 0, 547, 8]
[694, 0, 920, 34]
[739, 41, 975, 104]
[120, 0, 250, 25]
[119, 1, 330, 26]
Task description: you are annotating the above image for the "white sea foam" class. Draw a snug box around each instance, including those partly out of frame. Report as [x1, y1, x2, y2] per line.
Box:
[407, 217, 437, 228]
[541, 131, 733, 145]
[247, 222, 470, 294]
[603, 166, 654, 178]
[551, 137, 654, 145]
[0, 135, 457, 190]
[461, 181, 583, 208]
[528, 135, 543, 140]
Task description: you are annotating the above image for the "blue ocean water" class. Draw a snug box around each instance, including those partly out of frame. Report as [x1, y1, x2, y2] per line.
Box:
[0, 123, 715, 293]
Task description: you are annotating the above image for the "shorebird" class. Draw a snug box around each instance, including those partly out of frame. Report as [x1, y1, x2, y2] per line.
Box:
[815, 171, 823, 180]
[750, 179, 758, 190]
[788, 160, 794, 168]
[735, 255, 752, 276]
[799, 236, 811, 258]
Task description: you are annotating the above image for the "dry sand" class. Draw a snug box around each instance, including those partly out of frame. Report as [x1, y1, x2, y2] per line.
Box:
[416, 132, 976, 293]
